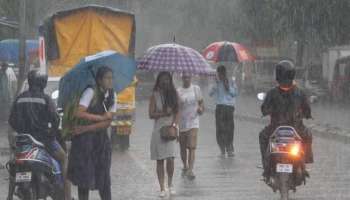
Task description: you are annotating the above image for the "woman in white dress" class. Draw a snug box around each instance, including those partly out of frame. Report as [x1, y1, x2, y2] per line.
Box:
[149, 71, 179, 197]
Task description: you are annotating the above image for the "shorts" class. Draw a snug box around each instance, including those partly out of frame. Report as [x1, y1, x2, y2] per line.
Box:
[179, 128, 198, 149]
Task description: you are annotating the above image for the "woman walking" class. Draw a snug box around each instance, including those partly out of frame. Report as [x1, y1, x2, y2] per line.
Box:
[68, 66, 116, 200]
[209, 65, 238, 157]
[177, 75, 203, 180]
[149, 71, 179, 197]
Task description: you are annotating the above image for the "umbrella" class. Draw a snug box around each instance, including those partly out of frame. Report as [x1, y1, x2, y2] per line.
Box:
[0, 39, 39, 64]
[58, 50, 136, 108]
[203, 41, 255, 63]
[137, 43, 215, 76]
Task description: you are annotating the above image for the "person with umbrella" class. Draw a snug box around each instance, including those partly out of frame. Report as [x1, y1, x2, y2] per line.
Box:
[149, 71, 179, 197]
[209, 65, 238, 157]
[67, 66, 116, 200]
[138, 43, 214, 197]
[57, 51, 135, 200]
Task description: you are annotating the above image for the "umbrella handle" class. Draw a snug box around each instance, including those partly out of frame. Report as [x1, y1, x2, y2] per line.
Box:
[103, 102, 108, 112]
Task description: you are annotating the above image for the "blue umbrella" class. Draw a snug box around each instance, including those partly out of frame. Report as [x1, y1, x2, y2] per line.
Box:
[58, 50, 136, 108]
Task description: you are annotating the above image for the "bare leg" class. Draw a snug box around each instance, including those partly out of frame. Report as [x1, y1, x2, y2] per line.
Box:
[156, 160, 165, 191]
[179, 135, 188, 170]
[166, 158, 174, 187]
[188, 149, 195, 171]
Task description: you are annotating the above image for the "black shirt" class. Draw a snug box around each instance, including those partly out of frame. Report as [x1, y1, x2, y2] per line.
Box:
[8, 88, 59, 145]
[261, 86, 312, 128]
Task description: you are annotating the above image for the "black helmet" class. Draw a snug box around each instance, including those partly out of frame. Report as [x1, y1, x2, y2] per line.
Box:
[275, 60, 296, 85]
[28, 70, 48, 91]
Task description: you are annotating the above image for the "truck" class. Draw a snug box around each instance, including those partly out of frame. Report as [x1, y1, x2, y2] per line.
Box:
[39, 5, 137, 150]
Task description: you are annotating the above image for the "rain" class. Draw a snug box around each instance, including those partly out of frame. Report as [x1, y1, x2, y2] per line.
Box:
[0, 0, 350, 200]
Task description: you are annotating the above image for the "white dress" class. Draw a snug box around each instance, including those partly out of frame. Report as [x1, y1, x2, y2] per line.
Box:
[150, 91, 176, 160]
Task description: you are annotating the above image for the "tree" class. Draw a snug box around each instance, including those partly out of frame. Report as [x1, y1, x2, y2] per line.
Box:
[238, 0, 350, 67]
[0, 0, 18, 38]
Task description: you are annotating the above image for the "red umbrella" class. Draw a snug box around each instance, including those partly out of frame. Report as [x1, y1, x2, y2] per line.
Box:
[203, 41, 255, 63]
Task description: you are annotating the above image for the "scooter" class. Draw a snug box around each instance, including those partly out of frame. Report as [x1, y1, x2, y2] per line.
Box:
[6, 134, 64, 200]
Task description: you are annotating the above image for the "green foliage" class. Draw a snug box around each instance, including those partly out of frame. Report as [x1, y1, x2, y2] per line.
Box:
[238, 0, 350, 46]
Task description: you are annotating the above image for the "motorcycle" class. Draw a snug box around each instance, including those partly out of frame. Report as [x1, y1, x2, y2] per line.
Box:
[6, 134, 64, 200]
[258, 93, 308, 200]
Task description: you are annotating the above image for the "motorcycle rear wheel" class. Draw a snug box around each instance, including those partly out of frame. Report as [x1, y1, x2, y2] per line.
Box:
[22, 185, 37, 200]
[278, 173, 290, 200]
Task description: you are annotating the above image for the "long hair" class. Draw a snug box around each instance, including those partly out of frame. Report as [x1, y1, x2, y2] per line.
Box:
[153, 71, 178, 113]
[217, 65, 229, 92]
[94, 66, 114, 109]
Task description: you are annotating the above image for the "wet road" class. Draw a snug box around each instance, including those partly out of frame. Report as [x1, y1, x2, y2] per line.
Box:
[0, 101, 349, 199]
[109, 101, 350, 200]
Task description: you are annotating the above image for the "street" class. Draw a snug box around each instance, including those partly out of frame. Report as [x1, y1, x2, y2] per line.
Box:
[0, 99, 349, 199]
[118, 101, 350, 200]
[1, 1, 350, 200]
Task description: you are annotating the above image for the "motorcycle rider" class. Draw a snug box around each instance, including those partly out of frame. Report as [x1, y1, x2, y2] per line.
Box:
[8, 70, 71, 200]
[259, 60, 314, 180]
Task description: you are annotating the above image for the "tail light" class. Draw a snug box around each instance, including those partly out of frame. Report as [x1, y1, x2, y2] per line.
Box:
[289, 143, 301, 156]
[15, 152, 28, 164]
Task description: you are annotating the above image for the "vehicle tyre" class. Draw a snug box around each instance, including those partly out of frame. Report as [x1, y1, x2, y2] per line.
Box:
[278, 173, 289, 200]
[22, 184, 37, 200]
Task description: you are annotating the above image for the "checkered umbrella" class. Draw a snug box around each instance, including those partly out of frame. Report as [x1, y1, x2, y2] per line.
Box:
[137, 43, 215, 76]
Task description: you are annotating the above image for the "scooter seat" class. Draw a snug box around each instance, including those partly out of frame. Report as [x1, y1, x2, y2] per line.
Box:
[16, 134, 45, 148]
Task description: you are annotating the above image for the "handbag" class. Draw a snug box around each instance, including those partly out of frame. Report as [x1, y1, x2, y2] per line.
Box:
[160, 125, 177, 141]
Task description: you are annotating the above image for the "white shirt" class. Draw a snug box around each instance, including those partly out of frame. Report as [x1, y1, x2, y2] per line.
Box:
[177, 84, 203, 132]
[79, 88, 117, 112]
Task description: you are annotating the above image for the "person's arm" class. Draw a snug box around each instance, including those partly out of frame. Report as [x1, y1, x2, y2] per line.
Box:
[8, 98, 20, 132]
[75, 88, 109, 122]
[197, 99, 204, 115]
[149, 93, 171, 120]
[74, 92, 117, 135]
[195, 86, 204, 115]
[172, 93, 181, 126]
[209, 84, 217, 97]
[261, 91, 273, 116]
[75, 106, 109, 122]
[73, 120, 112, 135]
[228, 81, 238, 97]
[301, 90, 312, 119]
[46, 96, 60, 130]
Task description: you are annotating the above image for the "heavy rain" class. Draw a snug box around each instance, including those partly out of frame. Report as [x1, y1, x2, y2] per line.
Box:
[0, 0, 350, 200]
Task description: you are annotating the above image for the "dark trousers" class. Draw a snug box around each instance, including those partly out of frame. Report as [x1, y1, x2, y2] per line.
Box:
[215, 105, 235, 154]
[78, 186, 111, 200]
